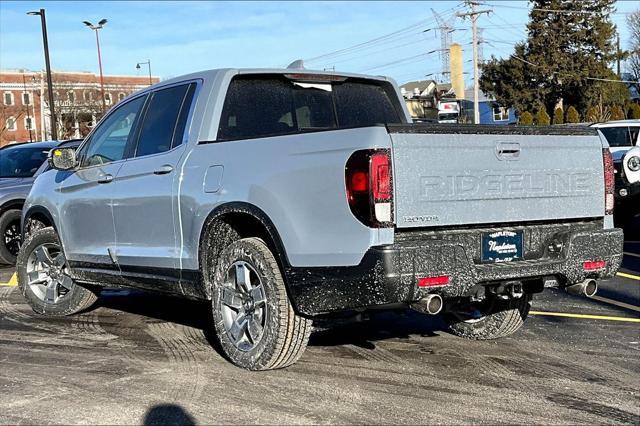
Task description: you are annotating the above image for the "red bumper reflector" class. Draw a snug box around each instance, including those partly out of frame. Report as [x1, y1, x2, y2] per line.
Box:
[583, 260, 606, 271]
[418, 275, 450, 287]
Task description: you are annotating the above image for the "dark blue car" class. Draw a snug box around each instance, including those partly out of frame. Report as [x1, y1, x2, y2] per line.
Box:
[0, 139, 82, 264]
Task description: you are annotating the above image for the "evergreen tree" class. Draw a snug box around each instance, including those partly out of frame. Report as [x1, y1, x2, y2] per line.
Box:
[519, 111, 534, 125]
[534, 106, 551, 125]
[566, 106, 580, 123]
[553, 107, 564, 124]
[480, 0, 619, 114]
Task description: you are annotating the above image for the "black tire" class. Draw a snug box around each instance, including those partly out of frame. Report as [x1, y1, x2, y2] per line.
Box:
[0, 209, 22, 265]
[445, 295, 531, 340]
[211, 237, 312, 370]
[16, 227, 98, 316]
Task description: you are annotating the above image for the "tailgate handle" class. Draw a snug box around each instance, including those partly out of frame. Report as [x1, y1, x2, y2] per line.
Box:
[496, 143, 521, 160]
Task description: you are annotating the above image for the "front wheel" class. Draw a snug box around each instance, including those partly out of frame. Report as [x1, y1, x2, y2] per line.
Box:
[444, 295, 531, 340]
[0, 209, 22, 264]
[16, 227, 98, 316]
[211, 237, 312, 370]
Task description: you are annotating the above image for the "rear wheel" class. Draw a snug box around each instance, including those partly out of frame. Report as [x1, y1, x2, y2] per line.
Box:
[0, 209, 21, 264]
[211, 237, 312, 370]
[445, 295, 531, 340]
[16, 227, 97, 316]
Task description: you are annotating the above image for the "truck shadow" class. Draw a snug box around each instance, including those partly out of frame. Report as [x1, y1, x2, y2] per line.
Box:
[93, 289, 445, 349]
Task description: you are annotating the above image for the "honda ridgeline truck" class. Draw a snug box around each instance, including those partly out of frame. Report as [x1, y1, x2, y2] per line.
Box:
[17, 67, 624, 370]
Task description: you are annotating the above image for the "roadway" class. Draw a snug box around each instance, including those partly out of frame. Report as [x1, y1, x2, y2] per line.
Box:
[0, 218, 638, 424]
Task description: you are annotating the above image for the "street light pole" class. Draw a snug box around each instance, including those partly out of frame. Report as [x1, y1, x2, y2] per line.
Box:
[27, 9, 57, 140]
[136, 60, 152, 85]
[21, 74, 34, 143]
[83, 19, 108, 114]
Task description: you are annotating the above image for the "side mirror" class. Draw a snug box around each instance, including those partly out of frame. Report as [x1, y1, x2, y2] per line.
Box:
[48, 147, 77, 171]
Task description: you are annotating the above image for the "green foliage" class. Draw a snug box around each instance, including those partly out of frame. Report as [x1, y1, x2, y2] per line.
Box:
[553, 107, 564, 124]
[585, 104, 611, 122]
[610, 105, 625, 120]
[628, 103, 640, 119]
[519, 111, 534, 125]
[534, 107, 551, 126]
[480, 0, 619, 114]
[565, 106, 580, 123]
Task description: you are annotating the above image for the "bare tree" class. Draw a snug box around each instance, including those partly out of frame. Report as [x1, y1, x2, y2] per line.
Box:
[0, 103, 25, 146]
[627, 9, 640, 94]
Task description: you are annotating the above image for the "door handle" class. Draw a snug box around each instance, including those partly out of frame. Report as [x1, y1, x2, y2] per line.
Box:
[153, 165, 174, 175]
[97, 174, 114, 184]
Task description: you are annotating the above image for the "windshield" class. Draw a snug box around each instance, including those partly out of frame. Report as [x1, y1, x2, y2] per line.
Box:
[438, 113, 459, 121]
[599, 127, 638, 147]
[0, 146, 50, 178]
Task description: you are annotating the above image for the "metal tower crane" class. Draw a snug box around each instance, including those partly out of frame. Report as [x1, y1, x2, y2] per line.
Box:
[431, 8, 457, 82]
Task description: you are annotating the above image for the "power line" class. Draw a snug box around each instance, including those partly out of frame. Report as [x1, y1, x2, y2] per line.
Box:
[305, 5, 463, 64]
[481, 2, 628, 16]
[320, 37, 430, 68]
[361, 52, 430, 72]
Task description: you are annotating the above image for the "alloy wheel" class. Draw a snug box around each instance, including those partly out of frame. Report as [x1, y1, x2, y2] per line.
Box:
[25, 243, 74, 304]
[219, 261, 268, 351]
[3, 219, 21, 256]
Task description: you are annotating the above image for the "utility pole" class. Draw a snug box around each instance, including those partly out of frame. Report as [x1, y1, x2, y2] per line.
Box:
[616, 34, 621, 77]
[457, 1, 491, 124]
[27, 9, 57, 140]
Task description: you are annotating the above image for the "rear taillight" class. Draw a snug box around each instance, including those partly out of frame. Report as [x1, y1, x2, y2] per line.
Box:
[603, 149, 615, 215]
[418, 275, 450, 287]
[583, 260, 606, 271]
[345, 149, 393, 227]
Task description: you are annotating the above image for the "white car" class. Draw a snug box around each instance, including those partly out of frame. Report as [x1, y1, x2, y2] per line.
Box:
[591, 120, 640, 217]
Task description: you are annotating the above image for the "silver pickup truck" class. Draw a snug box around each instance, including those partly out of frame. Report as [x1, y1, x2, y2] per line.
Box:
[17, 68, 624, 370]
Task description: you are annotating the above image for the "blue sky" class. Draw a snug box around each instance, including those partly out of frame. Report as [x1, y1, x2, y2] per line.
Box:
[0, 1, 636, 85]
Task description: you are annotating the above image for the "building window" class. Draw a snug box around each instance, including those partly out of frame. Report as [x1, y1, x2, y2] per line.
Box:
[68, 91, 75, 103]
[22, 92, 31, 105]
[84, 90, 93, 102]
[3, 92, 14, 106]
[118, 92, 126, 102]
[5, 116, 17, 131]
[493, 106, 509, 121]
[53, 91, 60, 100]
[24, 117, 36, 131]
[105, 93, 112, 105]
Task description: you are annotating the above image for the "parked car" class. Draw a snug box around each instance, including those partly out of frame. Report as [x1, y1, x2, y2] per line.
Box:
[0, 139, 82, 264]
[591, 120, 640, 221]
[17, 68, 623, 370]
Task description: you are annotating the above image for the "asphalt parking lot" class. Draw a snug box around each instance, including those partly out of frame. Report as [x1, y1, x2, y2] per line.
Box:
[0, 220, 639, 425]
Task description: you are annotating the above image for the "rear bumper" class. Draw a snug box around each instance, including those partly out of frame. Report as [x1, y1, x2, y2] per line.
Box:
[286, 225, 624, 316]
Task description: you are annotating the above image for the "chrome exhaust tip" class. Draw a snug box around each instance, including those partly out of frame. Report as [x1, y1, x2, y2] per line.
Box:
[566, 279, 598, 298]
[412, 294, 443, 315]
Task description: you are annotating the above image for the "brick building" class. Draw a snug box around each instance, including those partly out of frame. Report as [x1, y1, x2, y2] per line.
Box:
[0, 70, 159, 147]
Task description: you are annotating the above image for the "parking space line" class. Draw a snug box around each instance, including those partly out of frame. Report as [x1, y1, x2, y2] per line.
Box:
[0, 273, 17, 287]
[530, 310, 640, 322]
[591, 295, 640, 312]
[617, 272, 640, 281]
[623, 252, 640, 258]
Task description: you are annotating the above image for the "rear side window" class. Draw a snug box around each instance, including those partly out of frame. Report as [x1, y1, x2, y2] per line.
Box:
[599, 127, 634, 148]
[217, 75, 401, 141]
[333, 82, 400, 128]
[135, 83, 195, 157]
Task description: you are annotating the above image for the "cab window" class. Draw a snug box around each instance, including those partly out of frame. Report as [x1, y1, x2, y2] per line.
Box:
[78, 95, 146, 167]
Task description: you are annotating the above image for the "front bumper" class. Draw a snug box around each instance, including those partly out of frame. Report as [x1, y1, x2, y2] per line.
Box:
[286, 221, 624, 316]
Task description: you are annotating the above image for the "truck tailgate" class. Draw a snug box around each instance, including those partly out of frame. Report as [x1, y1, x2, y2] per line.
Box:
[388, 125, 604, 228]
